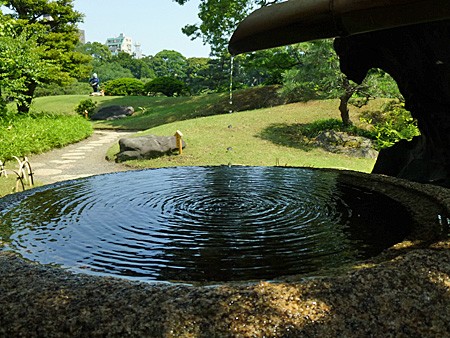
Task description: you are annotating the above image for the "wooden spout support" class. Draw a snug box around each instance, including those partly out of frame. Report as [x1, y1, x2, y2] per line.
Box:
[174, 130, 184, 155]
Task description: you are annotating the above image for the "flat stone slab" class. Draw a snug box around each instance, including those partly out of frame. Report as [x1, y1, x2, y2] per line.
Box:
[91, 105, 134, 121]
[34, 168, 63, 176]
[49, 160, 77, 164]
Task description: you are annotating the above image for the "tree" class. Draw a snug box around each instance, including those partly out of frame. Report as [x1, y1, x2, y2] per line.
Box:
[174, 0, 281, 55]
[145, 50, 188, 79]
[185, 57, 211, 94]
[76, 42, 112, 64]
[175, 1, 402, 125]
[0, 31, 60, 112]
[2, 0, 90, 113]
[233, 45, 304, 87]
[278, 40, 401, 126]
[0, 8, 58, 113]
[111, 52, 154, 79]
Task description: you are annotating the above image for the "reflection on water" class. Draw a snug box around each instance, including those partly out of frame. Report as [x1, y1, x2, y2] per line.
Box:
[0, 166, 413, 283]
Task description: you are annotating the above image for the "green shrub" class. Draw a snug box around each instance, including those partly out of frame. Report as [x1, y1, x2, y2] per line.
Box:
[75, 98, 97, 117]
[0, 114, 92, 160]
[144, 77, 187, 97]
[361, 101, 420, 149]
[299, 118, 371, 139]
[298, 103, 419, 151]
[102, 78, 144, 96]
[35, 80, 91, 97]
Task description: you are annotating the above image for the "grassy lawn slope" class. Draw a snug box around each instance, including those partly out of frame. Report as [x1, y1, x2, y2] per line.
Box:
[108, 99, 377, 173]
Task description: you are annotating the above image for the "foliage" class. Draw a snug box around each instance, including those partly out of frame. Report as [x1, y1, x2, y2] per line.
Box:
[144, 77, 187, 97]
[0, 113, 92, 160]
[102, 78, 145, 96]
[235, 46, 304, 87]
[91, 62, 134, 83]
[174, 0, 280, 55]
[75, 98, 97, 117]
[111, 52, 154, 79]
[278, 41, 342, 99]
[289, 101, 419, 151]
[184, 57, 211, 93]
[35, 80, 91, 97]
[1, 0, 91, 113]
[296, 119, 371, 139]
[76, 41, 112, 63]
[145, 50, 188, 78]
[360, 100, 420, 149]
[0, 29, 59, 114]
[278, 39, 402, 125]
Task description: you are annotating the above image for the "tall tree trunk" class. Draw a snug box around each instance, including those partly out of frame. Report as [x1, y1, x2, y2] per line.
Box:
[0, 87, 5, 115]
[339, 77, 354, 126]
[16, 82, 37, 114]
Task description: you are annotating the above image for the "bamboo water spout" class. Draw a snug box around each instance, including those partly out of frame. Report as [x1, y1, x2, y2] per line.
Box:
[229, 0, 450, 55]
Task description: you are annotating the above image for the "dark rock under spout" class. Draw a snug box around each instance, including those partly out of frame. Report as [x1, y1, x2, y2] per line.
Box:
[228, 0, 450, 187]
[334, 20, 450, 187]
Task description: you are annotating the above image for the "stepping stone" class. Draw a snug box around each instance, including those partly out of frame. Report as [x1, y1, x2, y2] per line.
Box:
[56, 164, 75, 170]
[35, 168, 63, 176]
[65, 152, 85, 156]
[30, 162, 45, 168]
[61, 157, 85, 161]
[50, 160, 76, 164]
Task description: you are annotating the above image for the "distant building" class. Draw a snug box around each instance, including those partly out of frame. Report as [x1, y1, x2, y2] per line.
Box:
[134, 42, 143, 59]
[106, 33, 133, 56]
[78, 29, 86, 44]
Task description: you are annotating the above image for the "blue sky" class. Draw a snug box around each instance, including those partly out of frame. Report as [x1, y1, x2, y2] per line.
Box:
[74, 0, 211, 58]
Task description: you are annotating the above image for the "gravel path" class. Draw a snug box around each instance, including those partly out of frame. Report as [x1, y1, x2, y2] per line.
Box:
[29, 130, 135, 185]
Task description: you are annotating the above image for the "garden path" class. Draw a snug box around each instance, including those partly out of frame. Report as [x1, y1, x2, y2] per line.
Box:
[29, 130, 135, 185]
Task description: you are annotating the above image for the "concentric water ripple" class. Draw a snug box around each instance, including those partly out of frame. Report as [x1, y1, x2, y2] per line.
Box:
[0, 166, 413, 282]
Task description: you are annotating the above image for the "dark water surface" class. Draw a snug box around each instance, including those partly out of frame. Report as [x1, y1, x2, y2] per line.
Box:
[0, 167, 413, 283]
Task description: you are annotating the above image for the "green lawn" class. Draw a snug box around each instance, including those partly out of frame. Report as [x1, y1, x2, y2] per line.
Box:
[30, 86, 284, 131]
[30, 92, 238, 130]
[0, 92, 383, 198]
[109, 99, 377, 173]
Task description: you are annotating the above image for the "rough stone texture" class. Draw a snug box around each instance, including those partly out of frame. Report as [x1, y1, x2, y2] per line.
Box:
[1, 170, 450, 337]
[116, 135, 186, 162]
[334, 20, 450, 187]
[313, 130, 378, 159]
[91, 105, 134, 121]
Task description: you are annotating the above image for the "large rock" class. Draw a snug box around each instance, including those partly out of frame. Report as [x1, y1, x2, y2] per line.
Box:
[313, 130, 378, 159]
[91, 105, 134, 121]
[116, 135, 186, 162]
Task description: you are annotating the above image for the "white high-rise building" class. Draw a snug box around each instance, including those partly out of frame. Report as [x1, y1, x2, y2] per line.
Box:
[106, 33, 133, 56]
[134, 42, 143, 59]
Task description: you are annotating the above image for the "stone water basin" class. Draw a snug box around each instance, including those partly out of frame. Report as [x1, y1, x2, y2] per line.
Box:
[0, 167, 449, 336]
[0, 166, 426, 283]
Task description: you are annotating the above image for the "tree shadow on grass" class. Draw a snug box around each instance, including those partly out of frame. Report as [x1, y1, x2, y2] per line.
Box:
[257, 122, 315, 151]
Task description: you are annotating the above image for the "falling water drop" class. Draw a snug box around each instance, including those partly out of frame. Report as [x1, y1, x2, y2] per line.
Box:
[226, 56, 235, 156]
[229, 56, 234, 113]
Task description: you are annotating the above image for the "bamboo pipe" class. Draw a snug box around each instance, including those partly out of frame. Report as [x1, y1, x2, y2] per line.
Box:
[229, 0, 450, 55]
